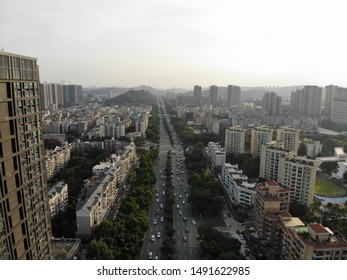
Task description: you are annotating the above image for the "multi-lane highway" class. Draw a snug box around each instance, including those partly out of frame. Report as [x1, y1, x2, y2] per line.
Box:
[141, 97, 200, 260]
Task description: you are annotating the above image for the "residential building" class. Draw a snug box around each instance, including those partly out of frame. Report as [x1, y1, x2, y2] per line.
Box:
[302, 138, 322, 158]
[324, 85, 335, 115]
[75, 166, 119, 239]
[276, 126, 300, 154]
[219, 163, 256, 207]
[331, 86, 347, 124]
[48, 181, 69, 217]
[278, 219, 347, 260]
[226, 85, 241, 107]
[45, 143, 71, 180]
[262, 92, 281, 115]
[0, 51, 53, 259]
[259, 140, 287, 181]
[290, 86, 322, 116]
[278, 152, 318, 207]
[224, 125, 246, 155]
[193, 85, 202, 107]
[250, 125, 274, 157]
[207, 142, 226, 169]
[209, 85, 218, 108]
[75, 142, 138, 238]
[253, 180, 290, 241]
[63, 84, 83, 105]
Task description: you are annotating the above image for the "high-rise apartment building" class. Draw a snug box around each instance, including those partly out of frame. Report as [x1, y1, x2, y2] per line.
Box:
[262, 92, 282, 115]
[253, 180, 290, 240]
[193, 85, 202, 107]
[226, 85, 241, 107]
[40, 83, 64, 111]
[63, 84, 83, 105]
[290, 86, 322, 116]
[250, 125, 274, 157]
[278, 152, 318, 207]
[331, 86, 347, 124]
[276, 126, 300, 154]
[224, 125, 246, 155]
[0, 51, 53, 259]
[209, 85, 218, 108]
[259, 140, 287, 181]
[324, 85, 335, 115]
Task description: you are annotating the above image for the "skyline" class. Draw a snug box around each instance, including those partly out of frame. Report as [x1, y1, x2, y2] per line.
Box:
[1, 0, 347, 89]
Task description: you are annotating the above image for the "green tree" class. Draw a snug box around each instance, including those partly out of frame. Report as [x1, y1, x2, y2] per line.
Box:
[319, 161, 338, 175]
[44, 138, 62, 150]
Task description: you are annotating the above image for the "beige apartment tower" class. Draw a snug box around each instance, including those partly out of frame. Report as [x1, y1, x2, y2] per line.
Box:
[276, 126, 300, 154]
[278, 152, 318, 207]
[0, 51, 52, 259]
[250, 125, 274, 157]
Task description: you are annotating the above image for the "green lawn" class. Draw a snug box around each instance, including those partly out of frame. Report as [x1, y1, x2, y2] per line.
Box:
[314, 176, 347, 197]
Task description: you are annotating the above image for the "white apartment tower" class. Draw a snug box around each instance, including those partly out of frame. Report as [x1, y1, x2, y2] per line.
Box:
[250, 126, 274, 157]
[276, 126, 300, 154]
[278, 152, 318, 207]
[224, 126, 246, 155]
[259, 141, 287, 181]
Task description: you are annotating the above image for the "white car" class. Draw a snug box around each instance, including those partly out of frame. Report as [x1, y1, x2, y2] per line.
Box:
[179, 210, 182, 216]
[160, 216, 164, 222]
[157, 232, 161, 238]
[191, 220, 197, 225]
[150, 235, 155, 242]
[153, 219, 157, 225]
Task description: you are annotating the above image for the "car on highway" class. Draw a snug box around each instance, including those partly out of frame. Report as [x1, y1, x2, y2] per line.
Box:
[156, 232, 161, 238]
[153, 219, 157, 225]
[183, 236, 187, 242]
[191, 220, 197, 225]
[150, 235, 155, 242]
[160, 203, 163, 209]
[182, 200, 185, 205]
[160, 216, 164, 222]
[183, 216, 187, 222]
[148, 252, 153, 259]
[179, 211, 182, 216]
[185, 227, 189, 233]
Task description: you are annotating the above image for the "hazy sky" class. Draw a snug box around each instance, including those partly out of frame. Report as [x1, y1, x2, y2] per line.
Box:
[1, 0, 346, 89]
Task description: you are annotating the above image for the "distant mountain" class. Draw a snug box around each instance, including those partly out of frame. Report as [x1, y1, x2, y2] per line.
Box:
[105, 89, 157, 106]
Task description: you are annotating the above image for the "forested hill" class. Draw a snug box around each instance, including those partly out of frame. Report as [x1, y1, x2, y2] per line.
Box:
[105, 89, 157, 105]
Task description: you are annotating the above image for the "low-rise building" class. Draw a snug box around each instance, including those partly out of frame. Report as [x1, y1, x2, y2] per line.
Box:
[219, 163, 256, 207]
[45, 143, 72, 180]
[48, 181, 69, 217]
[75, 167, 119, 239]
[207, 142, 226, 169]
[278, 218, 347, 260]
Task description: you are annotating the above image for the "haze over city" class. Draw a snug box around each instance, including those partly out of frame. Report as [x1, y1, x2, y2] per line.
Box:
[1, 0, 347, 89]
